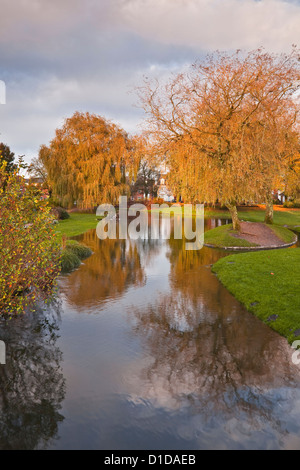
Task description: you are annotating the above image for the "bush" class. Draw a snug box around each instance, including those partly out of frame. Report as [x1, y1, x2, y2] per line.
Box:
[60, 250, 81, 273]
[60, 241, 92, 273]
[0, 163, 61, 315]
[65, 241, 92, 259]
[50, 206, 70, 220]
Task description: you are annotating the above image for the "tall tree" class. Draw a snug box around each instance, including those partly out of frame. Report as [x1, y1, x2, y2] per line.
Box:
[137, 48, 300, 229]
[39, 112, 139, 209]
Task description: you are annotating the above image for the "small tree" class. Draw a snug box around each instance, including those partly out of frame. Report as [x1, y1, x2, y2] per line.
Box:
[0, 162, 61, 315]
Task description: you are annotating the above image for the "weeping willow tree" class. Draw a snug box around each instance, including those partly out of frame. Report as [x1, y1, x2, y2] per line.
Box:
[138, 48, 300, 230]
[39, 112, 139, 208]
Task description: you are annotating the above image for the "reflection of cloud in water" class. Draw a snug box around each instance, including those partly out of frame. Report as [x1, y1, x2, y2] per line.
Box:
[126, 289, 300, 446]
[32, 220, 300, 449]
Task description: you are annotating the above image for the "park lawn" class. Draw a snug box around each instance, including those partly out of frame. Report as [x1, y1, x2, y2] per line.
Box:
[204, 222, 296, 248]
[204, 223, 258, 248]
[212, 247, 300, 344]
[55, 213, 100, 239]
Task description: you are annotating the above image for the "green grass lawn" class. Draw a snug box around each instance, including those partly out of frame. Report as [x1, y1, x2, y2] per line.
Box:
[204, 222, 296, 248]
[54, 213, 101, 239]
[204, 223, 258, 248]
[212, 248, 300, 344]
[268, 224, 298, 243]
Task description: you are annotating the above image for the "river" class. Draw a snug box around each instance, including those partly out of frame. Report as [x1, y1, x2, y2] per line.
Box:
[0, 217, 300, 450]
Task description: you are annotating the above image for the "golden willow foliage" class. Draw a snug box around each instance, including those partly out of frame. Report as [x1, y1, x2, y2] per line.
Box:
[285, 154, 300, 199]
[138, 48, 300, 228]
[39, 112, 139, 208]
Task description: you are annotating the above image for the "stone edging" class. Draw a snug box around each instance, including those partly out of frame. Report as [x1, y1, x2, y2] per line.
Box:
[204, 234, 298, 251]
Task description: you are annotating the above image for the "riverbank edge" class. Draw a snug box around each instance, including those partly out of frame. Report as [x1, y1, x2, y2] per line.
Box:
[55, 214, 99, 272]
[204, 222, 297, 251]
[211, 247, 300, 344]
[204, 235, 298, 251]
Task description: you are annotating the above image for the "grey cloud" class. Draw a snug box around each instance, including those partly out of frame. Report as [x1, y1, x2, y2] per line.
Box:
[0, 0, 299, 161]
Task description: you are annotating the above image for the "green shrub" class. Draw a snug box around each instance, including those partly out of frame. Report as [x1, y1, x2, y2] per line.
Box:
[66, 241, 92, 259]
[60, 241, 92, 273]
[60, 250, 81, 273]
[51, 206, 70, 220]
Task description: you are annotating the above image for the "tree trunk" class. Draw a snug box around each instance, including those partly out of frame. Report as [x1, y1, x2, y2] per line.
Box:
[226, 203, 241, 231]
[264, 192, 274, 224]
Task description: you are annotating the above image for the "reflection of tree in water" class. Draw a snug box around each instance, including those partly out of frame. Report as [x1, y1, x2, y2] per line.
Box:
[61, 229, 161, 308]
[0, 302, 65, 450]
[168, 236, 227, 282]
[129, 232, 300, 435]
[131, 291, 299, 434]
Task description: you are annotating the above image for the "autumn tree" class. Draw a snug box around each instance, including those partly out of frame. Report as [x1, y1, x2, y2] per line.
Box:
[280, 126, 300, 203]
[285, 152, 300, 201]
[39, 112, 139, 209]
[138, 48, 300, 229]
[263, 113, 299, 222]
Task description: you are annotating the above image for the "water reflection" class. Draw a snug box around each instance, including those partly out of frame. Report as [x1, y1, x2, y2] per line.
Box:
[58, 218, 300, 449]
[60, 234, 146, 309]
[1, 217, 300, 449]
[121, 228, 300, 446]
[130, 291, 297, 428]
[0, 303, 65, 450]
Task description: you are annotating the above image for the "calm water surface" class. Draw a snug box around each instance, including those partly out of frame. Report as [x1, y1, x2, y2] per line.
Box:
[1, 218, 300, 450]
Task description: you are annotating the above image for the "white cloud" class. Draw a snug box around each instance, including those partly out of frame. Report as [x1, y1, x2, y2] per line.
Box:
[0, 0, 300, 160]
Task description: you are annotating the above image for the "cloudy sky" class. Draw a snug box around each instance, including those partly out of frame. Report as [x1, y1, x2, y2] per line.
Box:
[1, 0, 300, 162]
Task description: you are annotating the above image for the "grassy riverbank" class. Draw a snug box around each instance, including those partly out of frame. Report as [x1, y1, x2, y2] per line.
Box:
[54, 213, 99, 272]
[212, 247, 300, 344]
[54, 212, 100, 239]
[204, 223, 257, 247]
[204, 222, 296, 248]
